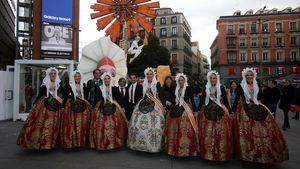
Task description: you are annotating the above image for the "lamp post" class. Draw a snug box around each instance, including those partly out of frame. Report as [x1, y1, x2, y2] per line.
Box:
[258, 18, 263, 81]
[255, 6, 267, 82]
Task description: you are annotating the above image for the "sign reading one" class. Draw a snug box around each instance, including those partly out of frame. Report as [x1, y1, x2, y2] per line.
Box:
[41, 23, 73, 58]
[42, 0, 73, 25]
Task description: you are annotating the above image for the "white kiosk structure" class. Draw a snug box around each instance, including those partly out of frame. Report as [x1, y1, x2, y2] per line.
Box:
[12, 59, 76, 121]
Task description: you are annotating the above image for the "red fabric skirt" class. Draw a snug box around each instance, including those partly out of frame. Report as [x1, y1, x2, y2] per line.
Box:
[165, 110, 198, 157]
[89, 101, 128, 150]
[198, 104, 233, 161]
[234, 101, 289, 163]
[60, 99, 91, 148]
[16, 97, 61, 149]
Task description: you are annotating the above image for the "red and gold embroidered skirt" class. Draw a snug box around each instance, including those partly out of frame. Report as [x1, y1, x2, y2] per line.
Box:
[16, 97, 61, 149]
[165, 110, 198, 157]
[234, 101, 289, 163]
[89, 101, 128, 150]
[60, 99, 91, 148]
[198, 104, 233, 161]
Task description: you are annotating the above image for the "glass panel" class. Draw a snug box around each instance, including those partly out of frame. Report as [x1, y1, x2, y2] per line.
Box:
[19, 65, 69, 114]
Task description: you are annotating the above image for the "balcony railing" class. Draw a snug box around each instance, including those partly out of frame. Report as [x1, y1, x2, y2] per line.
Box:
[239, 29, 246, 34]
[160, 34, 167, 38]
[275, 29, 283, 33]
[262, 44, 270, 48]
[227, 30, 234, 35]
[171, 46, 178, 50]
[276, 59, 285, 62]
[227, 59, 237, 64]
[250, 30, 257, 34]
[251, 43, 258, 48]
[290, 43, 299, 47]
[261, 30, 270, 34]
[290, 28, 299, 32]
[276, 43, 285, 47]
[239, 44, 246, 48]
[227, 44, 236, 48]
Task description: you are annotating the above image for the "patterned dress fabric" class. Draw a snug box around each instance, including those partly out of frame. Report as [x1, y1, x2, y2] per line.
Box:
[17, 96, 62, 149]
[164, 105, 198, 157]
[89, 101, 127, 150]
[127, 97, 165, 153]
[234, 99, 289, 163]
[60, 98, 91, 148]
[198, 101, 233, 161]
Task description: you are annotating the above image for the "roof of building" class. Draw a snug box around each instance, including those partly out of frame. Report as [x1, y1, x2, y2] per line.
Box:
[219, 6, 300, 19]
[156, 7, 191, 29]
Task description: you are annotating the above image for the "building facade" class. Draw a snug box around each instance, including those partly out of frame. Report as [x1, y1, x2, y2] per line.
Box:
[153, 8, 194, 76]
[0, 0, 16, 69]
[191, 42, 201, 81]
[191, 41, 210, 82]
[211, 7, 300, 84]
[201, 53, 210, 78]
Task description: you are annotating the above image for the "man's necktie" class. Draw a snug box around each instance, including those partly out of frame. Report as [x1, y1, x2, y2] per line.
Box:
[121, 87, 125, 97]
[131, 85, 134, 103]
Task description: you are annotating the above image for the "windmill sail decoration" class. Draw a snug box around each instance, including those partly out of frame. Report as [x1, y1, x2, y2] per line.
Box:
[90, 0, 160, 42]
[78, 37, 127, 83]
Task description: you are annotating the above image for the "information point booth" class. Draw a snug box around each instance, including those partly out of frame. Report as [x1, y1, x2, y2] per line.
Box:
[13, 59, 76, 121]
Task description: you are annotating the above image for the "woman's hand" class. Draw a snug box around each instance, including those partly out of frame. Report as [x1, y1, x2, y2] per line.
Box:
[56, 96, 63, 104]
[166, 101, 172, 106]
[229, 112, 235, 119]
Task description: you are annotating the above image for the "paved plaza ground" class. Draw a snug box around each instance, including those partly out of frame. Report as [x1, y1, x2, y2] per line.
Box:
[0, 110, 299, 169]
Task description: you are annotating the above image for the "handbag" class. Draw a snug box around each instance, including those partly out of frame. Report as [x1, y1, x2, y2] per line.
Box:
[44, 97, 61, 112]
[170, 105, 185, 118]
[244, 102, 268, 121]
[290, 105, 300, 112]
[100, 101, 116, 115]
[204, 103, 224, 121]
[138, 98, 155, 114]
[72, 99, 87, 113]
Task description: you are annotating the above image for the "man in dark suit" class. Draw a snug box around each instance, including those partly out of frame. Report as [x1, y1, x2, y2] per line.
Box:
[126, 73, 143, 120]
[84, 69, 102, 108]
[113, 77, 127, 109]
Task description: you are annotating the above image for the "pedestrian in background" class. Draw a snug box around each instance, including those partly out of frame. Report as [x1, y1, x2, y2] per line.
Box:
[292, 83, 300, 120]
[264, 80, 281, 118]
[279, 80, 294, 130]
[191, 80, 201, 112]
[227, 81, 239, 114]
[163, 76, 175, 111]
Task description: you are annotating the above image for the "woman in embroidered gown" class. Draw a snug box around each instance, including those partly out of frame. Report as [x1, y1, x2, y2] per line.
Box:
[127, 67, 165, 153]
[17, 67, 63, 149]
[60, 70, 92, 148]
[164, 73, 198, 157]
[198, 70, 233, 161]
[89, 72, 128, 150]
[234, 67, 289, 163]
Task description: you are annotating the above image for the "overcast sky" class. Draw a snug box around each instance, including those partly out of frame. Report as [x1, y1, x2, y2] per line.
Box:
[80, 0, 300, 62]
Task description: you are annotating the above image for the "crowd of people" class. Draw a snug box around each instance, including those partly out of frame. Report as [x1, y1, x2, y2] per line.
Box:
[16, 67, 292, 164]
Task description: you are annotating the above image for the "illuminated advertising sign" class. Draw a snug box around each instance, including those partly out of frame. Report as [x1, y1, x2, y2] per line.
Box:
[42, 0, 73, 25]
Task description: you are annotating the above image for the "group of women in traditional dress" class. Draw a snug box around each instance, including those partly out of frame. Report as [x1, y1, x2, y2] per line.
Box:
[17, 66, 289, 164]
